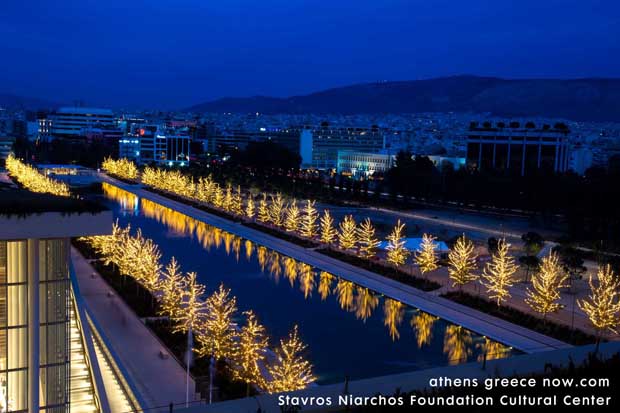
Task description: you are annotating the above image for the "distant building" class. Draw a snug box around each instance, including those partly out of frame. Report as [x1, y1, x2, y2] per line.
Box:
[118, 137, 141, 161]
[205, 127, 302, 155]
[121, 124, 190, 166]
[50, 107, 116, 139]
[337, 151, 395, 178]
[466, 121, 571, 175]
[0, 135, 14, 162]
[304, 123, 385, 170]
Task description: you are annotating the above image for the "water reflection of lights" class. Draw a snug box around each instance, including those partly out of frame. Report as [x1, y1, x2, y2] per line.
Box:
[103, 184, 513, 365]
[103, 182, 139, 212]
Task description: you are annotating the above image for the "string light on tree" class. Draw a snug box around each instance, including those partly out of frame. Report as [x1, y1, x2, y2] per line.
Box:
[578, 264, 620, 345]
[385, 220, 409, 266]
[196, 283, 238, 361]
[338, 215, 358, 250]
[415, 233, 439, 277]
[525, 252, 569, 320]
[448, 234, 478, 289]
[232, 311, 269, 396]
[357, 218, 380, 258]
[319, 210, 337, 244]
[266, 325, 315, 393]
[284, 199, 301, 232]
[481, 238, 518, 306]
[300, 200, 319, 238]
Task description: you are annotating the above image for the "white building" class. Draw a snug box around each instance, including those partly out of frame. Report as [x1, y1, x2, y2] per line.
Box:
[51, 107, 116, 139]
[336, 151, 395, 177]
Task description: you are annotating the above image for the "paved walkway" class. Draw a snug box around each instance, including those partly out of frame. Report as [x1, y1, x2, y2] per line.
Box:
[100, 174, 570, 353]
[71, 247, 195, 409]
[421, 265, 617, 341]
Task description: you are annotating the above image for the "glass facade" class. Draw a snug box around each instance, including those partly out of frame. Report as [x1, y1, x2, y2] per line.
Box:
[0, 239, 70, 413]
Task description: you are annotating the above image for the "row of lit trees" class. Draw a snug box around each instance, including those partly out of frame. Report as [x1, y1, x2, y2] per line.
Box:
[6, 155, 70, 196]
[106, 162, 620, 341]
[108, 162, 443, 271]
[102, 157, 139, 180]
[446, 235, 620, 343]
[82, 222, 315, 395]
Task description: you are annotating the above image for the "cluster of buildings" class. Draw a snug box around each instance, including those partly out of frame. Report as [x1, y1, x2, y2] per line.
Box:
[3, 105, 620, 177]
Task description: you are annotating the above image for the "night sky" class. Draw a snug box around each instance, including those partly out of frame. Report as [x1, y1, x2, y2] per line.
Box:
[1, 0, 618, 109]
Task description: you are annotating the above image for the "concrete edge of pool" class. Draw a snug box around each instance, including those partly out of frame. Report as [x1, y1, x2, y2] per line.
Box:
[99, 174, 570, 355]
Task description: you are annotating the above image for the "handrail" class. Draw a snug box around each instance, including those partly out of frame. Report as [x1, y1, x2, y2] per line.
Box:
[86, 310, 148, 411]
[69, 261, 110, 413]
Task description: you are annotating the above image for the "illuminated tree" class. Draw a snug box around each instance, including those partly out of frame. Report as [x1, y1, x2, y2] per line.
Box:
[172, 272, 207, 334]
[410, 312, 438, 348]
[385, 220, 409, 266]
[213, 186, 224, 208]
[257, 193, 270, 223]
[357, 218, 380, 258]
[246, 197, 255, 219]
[319, 210, 337, 244]
[338, 215, 358, 250]
[448, 234, 478, 289]
[159, 257, 184, 319]
[231, 185, 244, 215]
[284, 199, 301, 232]
[266, 325, 315, 393]
[415, 233, 439, 277]
[269, 193, 285, 226]
[223, 184, 234, 212]
[300, 200, 319, 238]
[318, 271, 334, 300]
[578, 264, 620, 345]
[354, 287, 379, 322]
[6, 155, 70, 196]
[383, 298, 405, 341]
[232, 311, 269, 396]
[101, 157, 138, 180]
[443, 325, 472, 365]
[196, 284, 238, 361]
[481, 238, 518, 306]
[525, 252, 569, 320]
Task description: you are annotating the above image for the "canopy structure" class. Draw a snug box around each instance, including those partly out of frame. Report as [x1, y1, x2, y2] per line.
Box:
[378, 238, 449, 253]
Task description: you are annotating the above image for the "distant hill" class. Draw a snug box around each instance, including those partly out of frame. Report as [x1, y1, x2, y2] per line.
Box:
[186, 76, 620, 122]
[0, 93, 60, 111]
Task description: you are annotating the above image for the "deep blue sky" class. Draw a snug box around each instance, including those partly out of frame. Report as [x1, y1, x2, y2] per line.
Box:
[1, 0, 619, 109]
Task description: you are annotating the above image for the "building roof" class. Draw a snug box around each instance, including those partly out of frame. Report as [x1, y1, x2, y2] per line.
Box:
[0, 187, 107, 216]
[56, 107, 114, 116]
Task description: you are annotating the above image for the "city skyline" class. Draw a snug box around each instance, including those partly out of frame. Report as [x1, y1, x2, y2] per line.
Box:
[2, 0, 620, 108]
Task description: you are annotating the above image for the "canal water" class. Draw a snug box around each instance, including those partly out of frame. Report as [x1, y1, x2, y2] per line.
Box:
[101, 183, 517, 385]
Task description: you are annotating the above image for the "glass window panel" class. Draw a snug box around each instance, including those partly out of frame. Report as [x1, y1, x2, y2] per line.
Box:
[7, 285, 27, 327]
[7, 368, 28, 412]
[7, 241, 27, 284]
[7, 328, 27, 370]
[40, 364, 68, 408]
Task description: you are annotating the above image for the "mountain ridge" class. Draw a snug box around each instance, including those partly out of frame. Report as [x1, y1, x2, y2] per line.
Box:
[186, 75, 620, 122]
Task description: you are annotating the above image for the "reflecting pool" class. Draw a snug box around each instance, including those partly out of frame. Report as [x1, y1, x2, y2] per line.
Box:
[101, 183, 517, 384]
